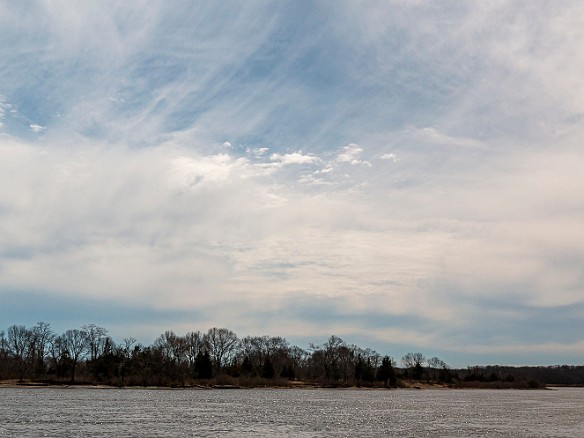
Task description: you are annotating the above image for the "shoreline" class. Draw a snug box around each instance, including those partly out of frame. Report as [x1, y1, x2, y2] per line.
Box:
[0, 379, 554, 390]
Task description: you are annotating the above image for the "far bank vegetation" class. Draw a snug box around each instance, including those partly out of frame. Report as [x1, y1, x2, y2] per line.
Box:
[1, 322, 571, 389]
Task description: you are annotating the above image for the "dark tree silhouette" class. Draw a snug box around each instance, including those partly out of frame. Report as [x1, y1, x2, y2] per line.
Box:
[31, 322, 54, 379]
[194, 350, 213, 379]
[6, 325, 32, 381]
[377, 356, 396, 387]
[261, 357, 275, 379]
[206, 327, 239, 370]
[60, 329, 88, 383]
[402, 352, 425, 380]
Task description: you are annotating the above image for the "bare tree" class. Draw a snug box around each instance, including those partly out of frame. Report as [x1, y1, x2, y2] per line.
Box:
[154, 331, 187, 364]
[122, 337, 137, 360]
[205, 327, 239, 369]
[83, 324, 109, 362]
[48, 334, 65, 378]
[308, 335, 352, 381]
[60, 329, 88, 383]
[238, 335, 290, 376]
[184, 331, 206, 368]
[427, 356, 448, 369]
[401, 352, 426, 380]
[356, 347, 381, 369]
[288, 345, 308, 370]
[154, 330, 190, 385]
[119, 337, 137, 385]
[7, 325, 33, 381]
[353, 346, 379, 383]
[0, 330, 6, 354]
[401, 352, 426, 368]
[323, 335, 350, 381]
[31, 322, 54, 378]
[427, 356, 450, 381]
[0, 330, 7, 380]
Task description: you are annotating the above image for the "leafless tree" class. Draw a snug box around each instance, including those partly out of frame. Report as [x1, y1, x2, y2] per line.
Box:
[155, 330, 187, 364]
[0, 330, 7, 380]
[402, 352, 426, 380]
[239, 335, 290, 375]
[83, 324, 109, 362]
[31, 322, 54, 378]
[184, 331, 206, 368]
[427, 356, 449, 380]
[309, 335, 354, 382]
[60, 328, 89, 383]
[122, 337, 137, 360]
[205, 327, 239, 369]
[427, 356, 448, 369]
[401, 352, 426, 368]
[7, 325, 33, 381]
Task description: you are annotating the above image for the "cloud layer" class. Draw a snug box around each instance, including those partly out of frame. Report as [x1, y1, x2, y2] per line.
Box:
[1, 1, 584, 366]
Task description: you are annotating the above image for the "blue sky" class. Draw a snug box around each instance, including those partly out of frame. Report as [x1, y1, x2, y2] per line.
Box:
[1, 1, 584, 367]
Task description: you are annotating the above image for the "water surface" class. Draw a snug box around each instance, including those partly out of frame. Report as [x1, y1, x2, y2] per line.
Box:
[1, 387, 582, 437]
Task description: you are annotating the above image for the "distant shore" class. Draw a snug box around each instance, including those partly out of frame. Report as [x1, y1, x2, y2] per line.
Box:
[0, 379, 552, 390]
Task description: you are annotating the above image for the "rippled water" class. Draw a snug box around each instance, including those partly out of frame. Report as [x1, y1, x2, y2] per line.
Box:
[1, 387, 583, 437]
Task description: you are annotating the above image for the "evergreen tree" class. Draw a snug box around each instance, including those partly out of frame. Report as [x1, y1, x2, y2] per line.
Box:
[241, 356, 254, 376]
[261, 357, 275, 379]
[194, 350, 213, 379]
[377, 356, 396, 387]
[354, 355, 365, 382]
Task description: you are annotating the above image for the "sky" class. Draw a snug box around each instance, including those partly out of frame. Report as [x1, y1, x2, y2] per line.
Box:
[1, 1, 583, 367]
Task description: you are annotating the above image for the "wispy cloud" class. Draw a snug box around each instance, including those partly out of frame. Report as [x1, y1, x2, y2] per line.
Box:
[29, 123, 45, 133]
[0, 95, 6, 128]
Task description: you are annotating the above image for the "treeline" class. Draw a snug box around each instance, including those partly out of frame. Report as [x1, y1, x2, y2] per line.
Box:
[0, 322, 569, 388]
[0, 323, 400, 387]
[458, 365, 584, 387]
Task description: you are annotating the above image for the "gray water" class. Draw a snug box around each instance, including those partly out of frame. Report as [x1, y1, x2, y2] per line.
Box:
[1, 387, 583, 437]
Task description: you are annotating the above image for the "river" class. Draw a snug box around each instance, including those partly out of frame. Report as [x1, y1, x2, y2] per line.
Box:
[1, 386, 582, 437]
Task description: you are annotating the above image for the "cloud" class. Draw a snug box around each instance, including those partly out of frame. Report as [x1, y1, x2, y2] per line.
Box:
[0, 96, 6, 127]
[251, 147, 269, 156]
[337, 144, 371, 166]
[169, 154, 246, 192]
[270, 151, 321, 166]
[337, 143, 362, 163]
[29, 123, 45, 133]
[379, 153, 398, 162]
[316, 166, 333, 174]
[416, 127, 484, 149]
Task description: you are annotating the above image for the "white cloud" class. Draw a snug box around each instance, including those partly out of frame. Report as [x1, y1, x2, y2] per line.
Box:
[316, 166, 333, 174]
[168, 154, 252, 193]
[337, 143, 371, 166]
[379, 153, 398, 162]
[270, 152, 321, 166]
[29, 123, 45, 133]
[337, 143, 362, 162]
[253, 147, 269, 156]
